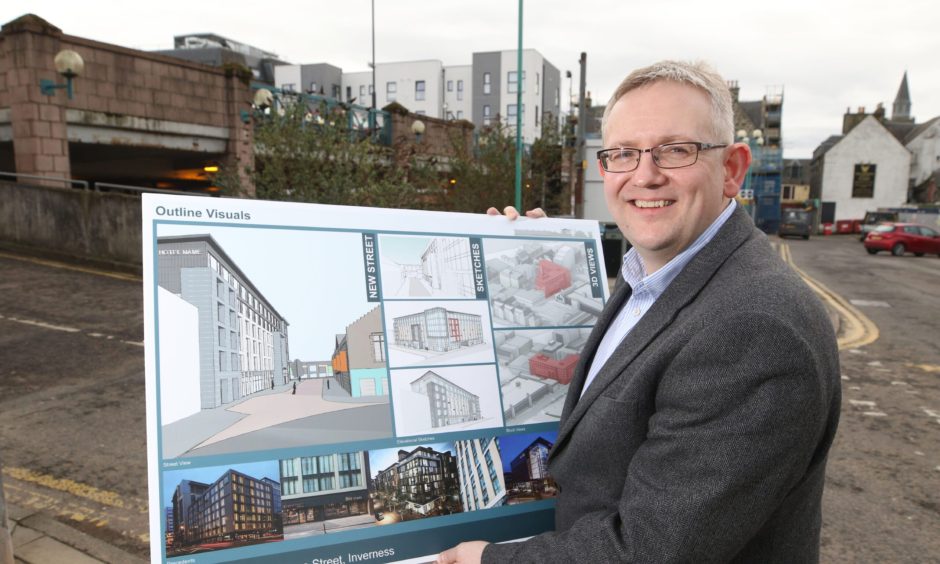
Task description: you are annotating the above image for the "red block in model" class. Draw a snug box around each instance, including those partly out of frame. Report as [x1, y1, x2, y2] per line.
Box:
[535, 259, 571, 298]
[529, 353, 580, 385]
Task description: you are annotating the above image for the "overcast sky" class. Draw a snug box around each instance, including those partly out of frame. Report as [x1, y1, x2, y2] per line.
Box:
[8, 1, 938, 158]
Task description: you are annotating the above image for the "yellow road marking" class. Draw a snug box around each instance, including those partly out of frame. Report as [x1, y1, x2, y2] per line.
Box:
[906, 362, 940, 373]
[3, 466, 147, 513]
[0, 251, 141, 282]
[778, 243, 879, 350]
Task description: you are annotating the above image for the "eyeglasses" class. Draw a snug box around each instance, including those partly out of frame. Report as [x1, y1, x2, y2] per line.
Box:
[596, 142, 728, 173]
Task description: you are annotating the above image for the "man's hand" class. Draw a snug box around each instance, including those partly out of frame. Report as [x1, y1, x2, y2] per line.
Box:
[436, 541, 488, 564]
[486, 206, 547, 220]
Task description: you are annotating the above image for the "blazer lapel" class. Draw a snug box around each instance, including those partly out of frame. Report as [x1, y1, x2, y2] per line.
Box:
[550, 207, 756, 459]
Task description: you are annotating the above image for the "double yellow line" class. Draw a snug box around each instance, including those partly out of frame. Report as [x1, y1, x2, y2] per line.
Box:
[778, 243, 879, 350]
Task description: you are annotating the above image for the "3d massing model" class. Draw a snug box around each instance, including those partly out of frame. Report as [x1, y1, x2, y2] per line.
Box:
[392, 307, 483, 352]
[411, 370, 481, 428]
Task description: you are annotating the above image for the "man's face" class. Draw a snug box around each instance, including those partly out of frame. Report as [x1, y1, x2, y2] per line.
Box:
[602, 81, 738, 273]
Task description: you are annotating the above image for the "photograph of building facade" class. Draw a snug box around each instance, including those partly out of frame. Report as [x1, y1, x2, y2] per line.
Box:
[331, 307, 389, 398]
[392, 307, 484, 352]
[278, 452, 371, 529]
[504, 436, 557, 501]
[455, 438, 506, 512]
[410, 370, 482, 428]
[157, 234, 290, 410]
[169, 468, 282, 556]
[371, 446, 461, 517]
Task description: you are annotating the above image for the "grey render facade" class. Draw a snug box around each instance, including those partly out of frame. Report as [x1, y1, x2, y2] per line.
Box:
[411, 370, 481, 428]
[471, 49, 561, 143]
[158, 234, 289, 409]
[455, 438, 506, 511]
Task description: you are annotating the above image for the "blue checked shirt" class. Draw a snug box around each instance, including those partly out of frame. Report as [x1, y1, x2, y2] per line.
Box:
[580, 200, 737, 397]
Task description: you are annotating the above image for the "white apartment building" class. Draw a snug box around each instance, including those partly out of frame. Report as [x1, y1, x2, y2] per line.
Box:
[279, 49, 561, 143]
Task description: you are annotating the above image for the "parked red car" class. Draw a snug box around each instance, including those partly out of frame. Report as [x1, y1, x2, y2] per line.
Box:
[863, 223, 940, 256]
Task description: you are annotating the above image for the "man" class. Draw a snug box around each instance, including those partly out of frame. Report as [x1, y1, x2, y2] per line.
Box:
[439, 60, 841, 563]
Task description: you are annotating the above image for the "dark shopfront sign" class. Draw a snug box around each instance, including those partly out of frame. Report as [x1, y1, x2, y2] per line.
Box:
[852, 163, 876, 198]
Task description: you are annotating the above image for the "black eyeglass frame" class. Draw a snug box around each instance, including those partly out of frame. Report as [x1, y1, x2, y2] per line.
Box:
[596, 141, 728, 173]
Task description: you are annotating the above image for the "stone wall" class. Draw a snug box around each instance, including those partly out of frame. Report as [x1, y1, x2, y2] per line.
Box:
[0, 180, 142, 269]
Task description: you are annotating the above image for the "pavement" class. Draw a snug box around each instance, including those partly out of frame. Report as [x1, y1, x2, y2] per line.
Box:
[4, 502, 146, 564]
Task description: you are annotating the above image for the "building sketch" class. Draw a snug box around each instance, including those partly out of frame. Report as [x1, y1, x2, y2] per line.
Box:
[168, 468, 282, 556]
[495, 328, 589, 425]
[455, 438, 506, 511]
[411, 370, 482, 428]
[371, 446, 461, 517]
[393, 307, 484, 352]
[380, 235, 475, 298]
[484, 239, 603, 328]
[390, 365, 503, 437]
[331, 307, 389, 398]
[157, 234, 290, 412]
[278, 452, 373, 536]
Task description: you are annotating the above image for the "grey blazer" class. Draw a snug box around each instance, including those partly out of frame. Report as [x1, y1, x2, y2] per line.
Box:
[483, 207, 841, 563]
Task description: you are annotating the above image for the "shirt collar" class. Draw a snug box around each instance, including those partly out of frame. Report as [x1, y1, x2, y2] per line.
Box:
[620, 199, 737, 296]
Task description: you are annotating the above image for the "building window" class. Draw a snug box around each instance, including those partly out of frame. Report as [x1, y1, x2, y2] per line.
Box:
[282, 83, 296, 93]
[483, 104, 491, 126]
[483, 72, 491, 95]
[508, 71, 525, 94]
[219, 351, 225, 371]
[371, 333, 386, 362]
[415, 80, 426, 101]
[447, 80, 453, 92]
[457, 110, 464, 119]
[535, 105, 540, 127]
[457, 79, 464, 101]
[386, 81, 397, 102]
[507, 104, 524, 124]
[218, 326, 225, 346]
[536, 72, 540, 95]
[347, 86, 352, 101]
[332, 84, 341, 99]
[416, 110, 426, 116]
[359, 85, 365, 98]
[309, 82, 318, 94]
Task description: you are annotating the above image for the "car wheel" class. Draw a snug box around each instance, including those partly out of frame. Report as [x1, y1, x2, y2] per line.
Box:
[891, 243, 906, 256]
[915, 252, 925, 257]
[866, 248, 878, 255]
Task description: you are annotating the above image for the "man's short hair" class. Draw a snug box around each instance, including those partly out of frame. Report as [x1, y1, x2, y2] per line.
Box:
[601, 60, 734, 145]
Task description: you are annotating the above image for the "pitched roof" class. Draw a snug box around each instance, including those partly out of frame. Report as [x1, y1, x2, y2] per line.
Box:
[904, 115, 940, 144]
